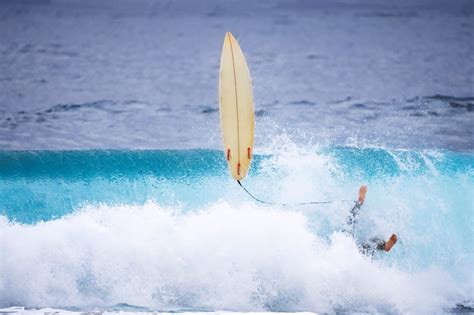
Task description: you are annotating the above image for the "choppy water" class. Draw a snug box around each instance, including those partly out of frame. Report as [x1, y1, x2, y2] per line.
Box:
[0, 0, 473, 314]
[0, 0, 473, 151]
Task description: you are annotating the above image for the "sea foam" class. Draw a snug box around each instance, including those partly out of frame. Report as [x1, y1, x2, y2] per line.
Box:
[0, 201, 464, 313]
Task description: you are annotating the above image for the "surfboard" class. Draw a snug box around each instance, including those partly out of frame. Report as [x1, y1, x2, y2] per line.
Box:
[219, 32, 255, 181]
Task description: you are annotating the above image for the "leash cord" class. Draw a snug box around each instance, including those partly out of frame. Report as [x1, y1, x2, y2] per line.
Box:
[237, 180, 354, 206]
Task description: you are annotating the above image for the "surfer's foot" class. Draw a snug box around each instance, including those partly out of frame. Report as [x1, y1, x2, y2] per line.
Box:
[384, 234, 398, 252]
[358, 185, 368, 205]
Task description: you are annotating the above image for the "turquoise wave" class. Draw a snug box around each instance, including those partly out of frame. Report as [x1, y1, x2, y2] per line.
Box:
[1, 148, 472, 223]
[0, 147, 473, 311]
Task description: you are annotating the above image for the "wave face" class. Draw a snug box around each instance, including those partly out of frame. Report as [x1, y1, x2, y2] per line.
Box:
[0, 145, 473, 313]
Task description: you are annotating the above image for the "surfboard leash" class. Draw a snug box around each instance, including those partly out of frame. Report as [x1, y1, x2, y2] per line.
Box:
[237, 180, 354, 206]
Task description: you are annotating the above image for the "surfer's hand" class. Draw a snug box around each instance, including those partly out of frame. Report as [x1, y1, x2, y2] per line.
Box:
[358, 185, 368, 205]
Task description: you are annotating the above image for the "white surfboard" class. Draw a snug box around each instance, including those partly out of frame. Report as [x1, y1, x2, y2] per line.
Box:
[219, 32, 255, 181]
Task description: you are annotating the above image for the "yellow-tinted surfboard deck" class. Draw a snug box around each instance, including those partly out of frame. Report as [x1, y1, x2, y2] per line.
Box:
[219, 32, 255, 181]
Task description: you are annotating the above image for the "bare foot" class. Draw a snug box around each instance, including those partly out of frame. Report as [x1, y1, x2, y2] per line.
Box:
[358, 185, 368, 205]
[384, 234, 398, 252]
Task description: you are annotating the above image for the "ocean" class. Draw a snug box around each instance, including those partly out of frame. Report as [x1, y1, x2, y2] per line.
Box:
[0, 0, 473, 314]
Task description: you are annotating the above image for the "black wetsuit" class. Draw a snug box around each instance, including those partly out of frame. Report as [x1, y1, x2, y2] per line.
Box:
[345, 201, 386, 255]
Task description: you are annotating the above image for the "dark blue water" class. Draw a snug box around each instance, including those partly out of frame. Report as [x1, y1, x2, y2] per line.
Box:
[0, 0, 473, 151]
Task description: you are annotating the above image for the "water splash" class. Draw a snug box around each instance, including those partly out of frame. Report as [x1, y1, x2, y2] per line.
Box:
[0, 140, 472, 312]
[0, 202, 465, 313]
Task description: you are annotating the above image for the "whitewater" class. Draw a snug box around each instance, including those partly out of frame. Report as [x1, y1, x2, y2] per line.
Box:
[1, 138, 473, 314]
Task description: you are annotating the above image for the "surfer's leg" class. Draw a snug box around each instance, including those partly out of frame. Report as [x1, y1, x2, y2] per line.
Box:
[360, 234, 398, 255]
[383, 234, 398, 252]
[345, 186, 368, 237]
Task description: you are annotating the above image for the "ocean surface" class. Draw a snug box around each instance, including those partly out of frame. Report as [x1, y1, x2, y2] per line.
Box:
[0, 0, 473, 314]
[1, 0, 473, 151]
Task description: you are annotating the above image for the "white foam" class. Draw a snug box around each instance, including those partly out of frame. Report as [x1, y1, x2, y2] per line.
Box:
[0, 202, 462, 313]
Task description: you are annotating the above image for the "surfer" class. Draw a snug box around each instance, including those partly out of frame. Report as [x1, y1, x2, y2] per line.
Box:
[346, 185, 397, 255]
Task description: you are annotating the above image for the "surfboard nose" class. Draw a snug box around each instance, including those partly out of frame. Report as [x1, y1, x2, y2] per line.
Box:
[225, 32, 236, 41]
